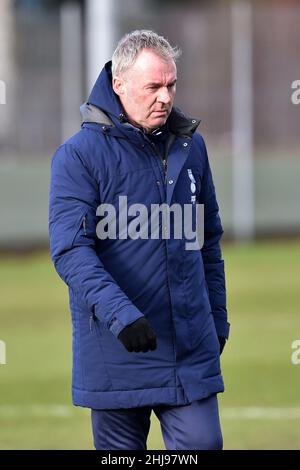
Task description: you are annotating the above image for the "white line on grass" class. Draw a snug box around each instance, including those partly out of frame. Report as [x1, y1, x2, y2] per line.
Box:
[0, 405, 80, 418]
[0, 406, 300, 419]
[222, 407, 300, 420]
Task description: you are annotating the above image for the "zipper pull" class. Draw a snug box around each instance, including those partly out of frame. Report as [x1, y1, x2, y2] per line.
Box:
[83, 215, 87, 236]
[89, 314, 94, 332]
[163, 159, 167, 184]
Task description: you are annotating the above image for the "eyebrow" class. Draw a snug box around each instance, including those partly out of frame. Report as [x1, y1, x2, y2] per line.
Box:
[145, 79, 177, 87]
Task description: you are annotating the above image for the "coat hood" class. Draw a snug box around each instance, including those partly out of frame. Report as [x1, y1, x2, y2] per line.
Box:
[87, 61, 125, 124]
[81, 60, 201, 137]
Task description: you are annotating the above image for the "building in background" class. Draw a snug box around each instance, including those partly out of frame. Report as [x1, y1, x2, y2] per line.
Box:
[0, 0, 15, 149]
[0, 0, 299, 247]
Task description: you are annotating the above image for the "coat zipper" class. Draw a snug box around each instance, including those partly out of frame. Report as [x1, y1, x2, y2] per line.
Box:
[146, 139, 167, 184]
[147, 140, 177, 384]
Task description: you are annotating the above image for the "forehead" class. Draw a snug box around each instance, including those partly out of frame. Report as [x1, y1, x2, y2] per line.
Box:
[128, 49, 177, 82]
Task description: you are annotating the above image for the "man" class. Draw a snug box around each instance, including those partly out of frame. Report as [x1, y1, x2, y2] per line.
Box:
[49, 30, 230, 450]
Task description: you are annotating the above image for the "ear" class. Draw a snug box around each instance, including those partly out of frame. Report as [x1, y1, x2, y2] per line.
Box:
[112, 76, 125, 96]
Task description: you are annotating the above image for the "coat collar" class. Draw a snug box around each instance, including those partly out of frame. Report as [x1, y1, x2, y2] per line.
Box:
[81, 102, 200, 138]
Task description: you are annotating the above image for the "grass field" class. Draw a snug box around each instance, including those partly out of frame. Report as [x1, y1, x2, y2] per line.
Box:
[0, 239, 300, 449]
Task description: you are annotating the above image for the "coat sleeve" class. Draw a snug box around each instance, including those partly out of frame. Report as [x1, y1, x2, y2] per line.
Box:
[198, 136, 230, 339]
[49, 143, 144, 338]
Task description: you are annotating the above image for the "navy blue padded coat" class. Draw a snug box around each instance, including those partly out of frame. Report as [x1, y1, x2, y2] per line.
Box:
[49, 61, 230, 409]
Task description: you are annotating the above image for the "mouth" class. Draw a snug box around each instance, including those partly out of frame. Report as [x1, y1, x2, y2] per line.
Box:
[152, 110, 168, 116]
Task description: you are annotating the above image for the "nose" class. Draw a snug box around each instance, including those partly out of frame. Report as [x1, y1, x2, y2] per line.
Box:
[157, 86, 172, 105]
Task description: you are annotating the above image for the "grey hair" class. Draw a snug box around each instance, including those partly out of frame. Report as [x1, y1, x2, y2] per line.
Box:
[111, 30, 182, 78]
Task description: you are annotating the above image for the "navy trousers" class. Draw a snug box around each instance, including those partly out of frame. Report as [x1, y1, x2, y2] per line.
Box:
[91, 394, 223, 450]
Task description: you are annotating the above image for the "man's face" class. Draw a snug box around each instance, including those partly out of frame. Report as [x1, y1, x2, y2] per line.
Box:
[112, 49, 177, 132]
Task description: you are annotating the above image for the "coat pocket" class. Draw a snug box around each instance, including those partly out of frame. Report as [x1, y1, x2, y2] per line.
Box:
[71, 301, 114, 392]
[88, 313, 114, 390]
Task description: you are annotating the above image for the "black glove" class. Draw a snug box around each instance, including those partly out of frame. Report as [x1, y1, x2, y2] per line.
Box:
[118, 317, 157, 353]
[218, 336, 226, 355]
